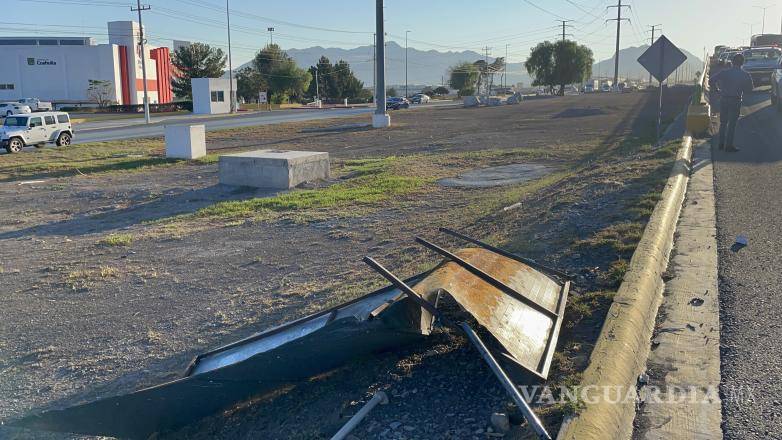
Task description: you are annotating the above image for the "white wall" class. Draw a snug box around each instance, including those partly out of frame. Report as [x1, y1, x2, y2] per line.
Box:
[108, 21, 159, 105]
[0, 44, 120, 103]
[192, 78, 237, 115]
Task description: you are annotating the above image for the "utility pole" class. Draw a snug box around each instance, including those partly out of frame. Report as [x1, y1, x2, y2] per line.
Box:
[504, 43, 510, 90]
[267, 27, 275, 45]
[131, 0, 151, 124]
[755, 5, 771, 34]
[372, 0, 389, 128]
[647, 24, 662, 85]
[559, 20, 574, 41]
[405, 30, 410, 98]
[372, 33, 376, 102]
[226, 0, 234, 113]
[607, 0, 631, 91]
[483, 46, 491, 95]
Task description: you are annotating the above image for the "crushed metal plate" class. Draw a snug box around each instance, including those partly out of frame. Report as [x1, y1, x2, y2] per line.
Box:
[9, 230, 569, 438]
[9, 274, 434, 439]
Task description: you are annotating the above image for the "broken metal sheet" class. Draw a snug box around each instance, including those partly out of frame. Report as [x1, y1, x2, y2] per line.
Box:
[414, 247, 569, 380]
[9, 274, 434, 440]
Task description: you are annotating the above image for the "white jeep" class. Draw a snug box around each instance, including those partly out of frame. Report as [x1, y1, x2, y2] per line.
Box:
[1, 112, 73, 153]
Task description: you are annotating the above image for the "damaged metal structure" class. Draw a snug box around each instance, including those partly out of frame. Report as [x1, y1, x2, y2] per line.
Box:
[10, 229, 570, 440]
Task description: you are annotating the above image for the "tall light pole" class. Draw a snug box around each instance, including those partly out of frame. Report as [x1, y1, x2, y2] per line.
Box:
[131, 0, 151, 124]
[226, 0, 234, 113]
[755, 5, 771, 34]
[372, 0, 390, 128]
[405, 30, 410, 99]
[267, 27, 275, 45]
[744, 22, 759, 41]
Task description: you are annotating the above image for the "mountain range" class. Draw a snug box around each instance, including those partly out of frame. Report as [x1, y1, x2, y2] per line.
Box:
[238, 41, 704, 88]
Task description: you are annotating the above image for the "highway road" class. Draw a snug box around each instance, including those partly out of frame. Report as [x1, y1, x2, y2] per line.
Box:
[713, 89, 782, 439]
[72, 101, 458, 144]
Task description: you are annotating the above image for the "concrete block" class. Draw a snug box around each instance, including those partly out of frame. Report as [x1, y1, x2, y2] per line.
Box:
[165, 124, 206, 159]
[372, 113, 391, 128]
[219, 150, 330, 189]
[463, 96, 480, 107]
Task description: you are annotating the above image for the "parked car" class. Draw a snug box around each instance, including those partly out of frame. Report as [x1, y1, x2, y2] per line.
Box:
[1, 112, 73, 153]
[410, 94, 431, 104]
[386, 97, 410, 110]
[742, 47, 782, 87]
[584, 84, 595, 93]
[0, 102, 32, 117]
[769, 62, 782, 111]
[17, 98, 53, 112]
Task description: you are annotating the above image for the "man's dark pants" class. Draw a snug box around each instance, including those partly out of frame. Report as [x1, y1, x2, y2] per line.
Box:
[719, 96, 742, 148]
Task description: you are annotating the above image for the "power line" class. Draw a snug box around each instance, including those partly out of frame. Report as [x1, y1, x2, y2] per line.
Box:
[606, 0, 631, 89]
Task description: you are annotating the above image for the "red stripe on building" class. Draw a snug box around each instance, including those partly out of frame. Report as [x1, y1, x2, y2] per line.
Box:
[135, 79, 159, 91]
[118, 45, 131, 105]
[150, 47, 173, 103]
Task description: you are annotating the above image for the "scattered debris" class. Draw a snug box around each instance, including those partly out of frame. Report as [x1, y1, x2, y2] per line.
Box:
[12, 229, 568, 440]
[330, 391, 388, 440]
[490, 412, 511, 433]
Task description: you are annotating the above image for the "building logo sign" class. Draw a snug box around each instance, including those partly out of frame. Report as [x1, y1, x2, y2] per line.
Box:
[27, 57, 57, 66]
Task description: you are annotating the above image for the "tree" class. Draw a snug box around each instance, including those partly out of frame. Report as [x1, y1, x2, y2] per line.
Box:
[433, 86, 450, 95]
[526, 40, 593, 96]
[474, 58, 504, 95]
[449, 62, 480, 96]
[171, 43, 226, 99]
[236, 67, 266, 103]
[252, 44, 311, 103]
[87, 79, 114, 108]
[421, 86, 435, 97]
[387, 87, 397, 97]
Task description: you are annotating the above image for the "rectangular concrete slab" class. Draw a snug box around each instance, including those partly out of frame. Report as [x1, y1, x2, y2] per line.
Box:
[219, 149, 330, 189]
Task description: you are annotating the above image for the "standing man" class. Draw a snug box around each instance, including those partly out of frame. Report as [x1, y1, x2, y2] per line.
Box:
[709, 53, 754, 152]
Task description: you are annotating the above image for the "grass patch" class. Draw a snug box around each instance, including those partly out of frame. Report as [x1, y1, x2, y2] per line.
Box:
[602, 259, 629, 288]
[99, 233, 133, 247]
[574, 222, 645, 257]
[628, 190, 663, 219]
[192, 156, 427, 221]
[564, 290, 616, 328]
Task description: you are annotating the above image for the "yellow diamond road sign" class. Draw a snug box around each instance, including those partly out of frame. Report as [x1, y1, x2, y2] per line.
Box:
[638, 35, 687, 83]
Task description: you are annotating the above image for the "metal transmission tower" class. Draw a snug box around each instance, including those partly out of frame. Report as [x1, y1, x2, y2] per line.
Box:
[558, 20, 574, 41]
[606, 0, 631, 91]
[646, 24, 662, 85]
[131, 0, 151, 124]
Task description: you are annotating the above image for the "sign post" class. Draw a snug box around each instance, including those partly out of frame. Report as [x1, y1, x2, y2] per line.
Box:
[637, 35, 687, 143]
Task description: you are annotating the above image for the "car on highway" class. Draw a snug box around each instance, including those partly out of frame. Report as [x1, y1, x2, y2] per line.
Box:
[1, 111, 73, 153]
[584, 84, 595, 93]
[386, 97, 410, 110]
[0, 102, 32, 117]
[719, 51, 740, 66]
[742, 47, 782, 87]
[17, 97, 53, 112]
[410, 94, 431, 104]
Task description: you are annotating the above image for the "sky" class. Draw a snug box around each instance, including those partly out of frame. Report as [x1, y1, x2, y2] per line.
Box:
[5, 0, 782, 66]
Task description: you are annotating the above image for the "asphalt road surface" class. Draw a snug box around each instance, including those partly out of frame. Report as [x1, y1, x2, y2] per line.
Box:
[713, 88, 782, 439]
[73, 101, 457, 144]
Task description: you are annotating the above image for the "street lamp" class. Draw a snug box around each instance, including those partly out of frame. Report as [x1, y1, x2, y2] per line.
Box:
[405, 30, 410, 99]
[267, 27, 275, 45]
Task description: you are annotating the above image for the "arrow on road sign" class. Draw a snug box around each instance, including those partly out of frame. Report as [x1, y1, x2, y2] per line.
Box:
[638, 35, 687, 83]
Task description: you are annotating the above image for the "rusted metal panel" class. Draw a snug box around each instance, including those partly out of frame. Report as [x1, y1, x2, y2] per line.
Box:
[414, 247, 568, 379]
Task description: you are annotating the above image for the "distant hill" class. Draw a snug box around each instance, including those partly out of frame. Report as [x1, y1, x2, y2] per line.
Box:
[234, 41, 702, 88]
[592, 44, 704, 83]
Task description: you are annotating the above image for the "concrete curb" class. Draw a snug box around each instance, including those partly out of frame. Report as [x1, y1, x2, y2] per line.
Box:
[557, 136, 693, 440]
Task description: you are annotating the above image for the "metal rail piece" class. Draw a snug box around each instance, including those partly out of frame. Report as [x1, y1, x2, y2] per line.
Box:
[438, 227, 573, 281]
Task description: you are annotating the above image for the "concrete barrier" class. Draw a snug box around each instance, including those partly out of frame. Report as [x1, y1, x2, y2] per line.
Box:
[165, 124, 206, 160]
[557, 136, 693, 440]
[218, 150, 330, 189]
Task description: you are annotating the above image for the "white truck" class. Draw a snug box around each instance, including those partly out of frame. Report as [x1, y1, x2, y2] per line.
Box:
[17, 98, 53, 112]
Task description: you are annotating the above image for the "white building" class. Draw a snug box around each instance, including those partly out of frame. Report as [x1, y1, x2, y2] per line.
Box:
[192, 78, 237, 115]
[0, 21, 173, 106]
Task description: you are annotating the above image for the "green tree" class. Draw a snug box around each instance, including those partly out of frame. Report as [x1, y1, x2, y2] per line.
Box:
[307, 56, 333, 99]
[236, 67, 266, 103]
[387, 87, 397, 97]
[252, 44, 311, 103]
[448, 62, 480, 96]
[421, 86, 435, 97]
[171, 43, 226, 99]
[526, 40, 593, 96]
[433, 86, 450, 95]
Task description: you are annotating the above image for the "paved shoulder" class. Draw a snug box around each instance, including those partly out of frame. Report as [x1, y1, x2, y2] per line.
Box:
[713, 92, 782, 439]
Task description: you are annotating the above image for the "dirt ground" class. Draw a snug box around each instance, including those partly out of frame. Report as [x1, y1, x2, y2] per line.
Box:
[0, 88, 691, 440]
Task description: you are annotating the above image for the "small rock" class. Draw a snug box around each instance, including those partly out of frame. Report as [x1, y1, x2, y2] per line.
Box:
[403, 425, 415, 432]
[490, 413, 511, 432]
[389, 421, 402, 430]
